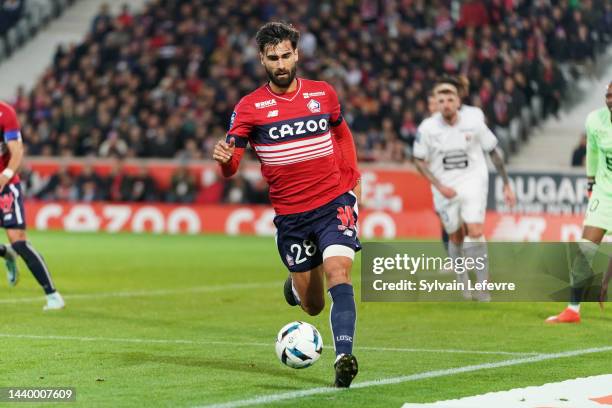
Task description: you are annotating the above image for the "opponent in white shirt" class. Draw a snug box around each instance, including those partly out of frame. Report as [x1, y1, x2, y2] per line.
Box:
[414, 81, 516, 300]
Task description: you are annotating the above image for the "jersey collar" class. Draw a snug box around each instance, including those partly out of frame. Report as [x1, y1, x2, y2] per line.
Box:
[265, 78, 302, 102]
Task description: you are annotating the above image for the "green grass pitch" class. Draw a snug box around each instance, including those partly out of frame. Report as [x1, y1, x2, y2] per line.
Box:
[0, 231, 611, 407]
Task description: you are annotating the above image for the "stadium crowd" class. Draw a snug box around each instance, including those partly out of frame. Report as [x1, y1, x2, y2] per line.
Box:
[8, 0, 612, 203]
[0, 0, 24, 36]
[20, 160, 269, 205]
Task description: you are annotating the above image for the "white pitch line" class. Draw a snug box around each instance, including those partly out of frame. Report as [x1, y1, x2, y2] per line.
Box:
[0, 282, 279, 304]
[0, 333, 537, 357]
[0, 333, 270, 348]
[356, 346, 538, 356]
[197, 345, 612, 408]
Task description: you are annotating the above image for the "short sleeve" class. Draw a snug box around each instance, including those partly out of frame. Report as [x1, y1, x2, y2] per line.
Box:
[412, 125, 429, 160]
[325, 82, 343, 127]
[1, 104, 22, 142]
[477, 121, 498, 153]
[226, 99, 251, 148]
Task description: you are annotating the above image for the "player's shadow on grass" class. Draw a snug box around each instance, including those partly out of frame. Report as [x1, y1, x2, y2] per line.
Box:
[117, 352, 329, 386]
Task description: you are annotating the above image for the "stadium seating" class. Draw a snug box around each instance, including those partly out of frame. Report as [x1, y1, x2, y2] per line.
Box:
[0, 0, 73, 64]
[7, 0, 612, 203]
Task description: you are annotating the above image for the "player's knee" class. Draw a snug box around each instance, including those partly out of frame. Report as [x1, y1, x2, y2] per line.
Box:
[466, 225, 483, 238]
[7, 229, 26, 243]
[323, 255, 353, 287]
[448, 230, 463, 244]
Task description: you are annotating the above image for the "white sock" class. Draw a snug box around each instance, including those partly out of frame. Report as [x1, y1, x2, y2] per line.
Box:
[449, 241, 470, 293]
[568, 303, 580, 313]
[463, 235, 488, 283]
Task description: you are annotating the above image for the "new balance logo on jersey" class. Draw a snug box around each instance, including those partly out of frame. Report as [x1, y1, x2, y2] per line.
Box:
[267, 110, 279, 118]
[268, 118, 329, 139]
[307, 99, 321, 113]
[255, 99, 277, 109]
[303, 91, 326, 98]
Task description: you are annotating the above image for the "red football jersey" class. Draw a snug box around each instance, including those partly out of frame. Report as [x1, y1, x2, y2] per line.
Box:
[226, 78, 352, 215]
[0, 101, 22, 184]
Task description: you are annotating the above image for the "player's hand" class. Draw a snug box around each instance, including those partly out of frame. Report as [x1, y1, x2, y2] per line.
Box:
[503, 184, 516, 208]
[213, 138, 235, 164]
[438, 185, 457, 199]
[587, 177, 595, 199]
[0, 175, 9, 192]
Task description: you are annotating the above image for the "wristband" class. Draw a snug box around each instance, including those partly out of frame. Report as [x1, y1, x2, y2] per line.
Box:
[1, 168, 14, 179]
[587, 179, 595, 192]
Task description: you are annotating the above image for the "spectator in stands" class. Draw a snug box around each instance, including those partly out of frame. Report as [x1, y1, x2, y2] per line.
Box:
[223, 177, 247, 204]
[104, 158, 130, 202]
[35, 165, 71, 200]
[99, 130, 128, 158]
[571, 133, 587, 167]
[0, 0, 24, 35]
[538, 57, 566, 119]
[167, 165, 196, 203]
[196, 171, 224, 204]
[76, 163, 104, 201]
[125, 165, 158, 202]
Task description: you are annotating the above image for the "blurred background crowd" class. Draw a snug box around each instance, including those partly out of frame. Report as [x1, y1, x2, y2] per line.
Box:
[3, 0, 612, 203]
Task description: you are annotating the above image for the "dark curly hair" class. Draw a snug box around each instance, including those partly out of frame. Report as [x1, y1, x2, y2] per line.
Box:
[255, 22, 300, 53]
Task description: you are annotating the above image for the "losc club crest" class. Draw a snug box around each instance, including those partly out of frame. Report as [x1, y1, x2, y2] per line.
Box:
[285, 254, 295, 267]
[307, 99, 321, 113]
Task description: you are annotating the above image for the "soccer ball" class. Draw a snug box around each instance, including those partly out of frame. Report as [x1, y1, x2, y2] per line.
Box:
[275, 321, 323, 369]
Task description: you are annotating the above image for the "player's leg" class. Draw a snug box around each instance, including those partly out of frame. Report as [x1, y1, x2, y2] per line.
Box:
[464, 222, 490, 301]
[435, 211, 453, 274]
[6, 228, 65, 310]
[0, 241, 19, 287]
[547, 187, 612, 323]
[440, 199, 471, 297]
[322, 246, 358, 388]
[289, 264, 325, 316]
[546, 225, 605, 323]
[460, 182, 490, 301]
[0, 185, 19, 286]
[0, 183, 64, 310]
[314, 191, 361, 387]
[275, 212, 327, 314]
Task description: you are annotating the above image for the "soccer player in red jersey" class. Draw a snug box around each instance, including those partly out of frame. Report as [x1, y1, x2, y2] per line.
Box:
[0, 101, 64, 310]
[213, 22, 360, 387]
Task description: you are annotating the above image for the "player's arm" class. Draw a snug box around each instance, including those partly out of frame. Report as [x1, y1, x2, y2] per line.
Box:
[213, 103, 251, 178]
[478, 121, 516, 207]
[213, 136, 246, 177]
[413, 158, 456, 198]
[0, 105, 23, 191]
[326, 82, 361, 199]
[413, 125, 456, 199]
[488, 148, 515, 207]
[332, 120, 360, 192]
[585, 120, 598, 196]
[0, 140, 23, 191]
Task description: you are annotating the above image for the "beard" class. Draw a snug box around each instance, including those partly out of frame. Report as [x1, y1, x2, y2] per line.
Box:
[442, 109, 456, 121]
[266, 64, 297, 88]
